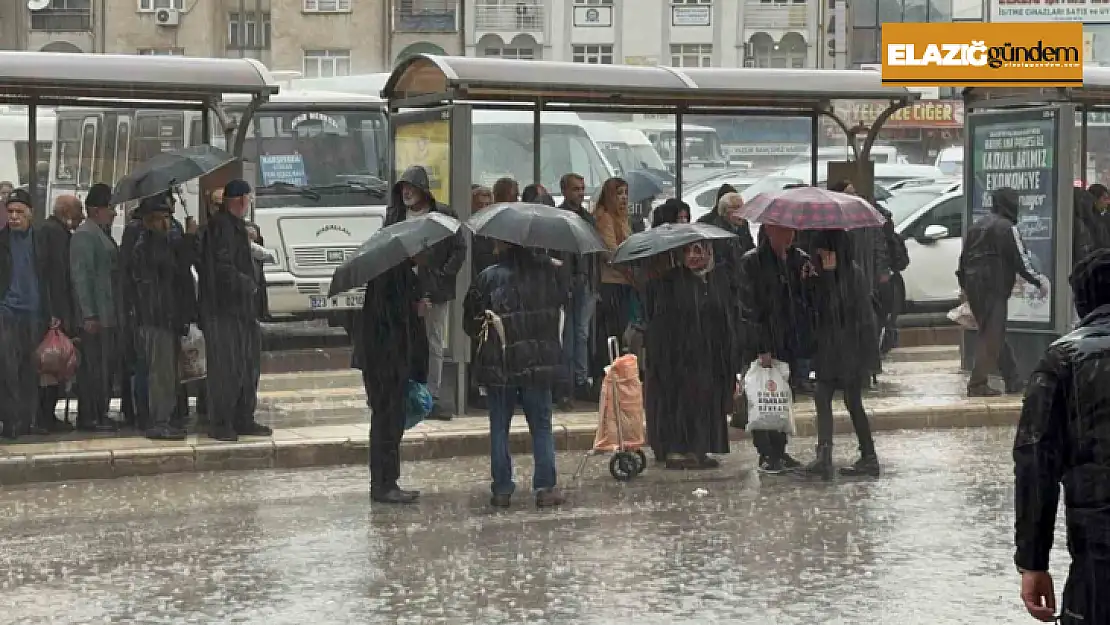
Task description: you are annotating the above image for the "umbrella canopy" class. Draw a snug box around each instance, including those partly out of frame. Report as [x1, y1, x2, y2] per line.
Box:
[612, 223, 737, 265]
[624, 170, 666, 204]
[466, 202, 607, 254]
[741, 186, 886, 230]
[111, 145, 235, 205]
[328, 212, 462, 297]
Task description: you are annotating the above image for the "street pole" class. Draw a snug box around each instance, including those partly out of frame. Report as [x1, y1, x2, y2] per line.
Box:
[833, 0, 846, 69]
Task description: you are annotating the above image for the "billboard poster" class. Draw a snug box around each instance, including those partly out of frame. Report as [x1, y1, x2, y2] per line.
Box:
[393, 116, 451, 204]
[967, 108, 1059, 327]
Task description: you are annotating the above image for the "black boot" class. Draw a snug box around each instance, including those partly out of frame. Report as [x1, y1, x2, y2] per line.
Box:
[802, 444, 834, 481]
[839, 454, 881, 477]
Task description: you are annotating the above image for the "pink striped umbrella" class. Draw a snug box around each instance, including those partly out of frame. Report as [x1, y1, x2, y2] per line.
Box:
[740, 186, 887, 230]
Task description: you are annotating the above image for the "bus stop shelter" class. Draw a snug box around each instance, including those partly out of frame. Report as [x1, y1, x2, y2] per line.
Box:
[961, 67, 1110, 380]
[0, 51, 278, 216]
[380, 54, 918, 414]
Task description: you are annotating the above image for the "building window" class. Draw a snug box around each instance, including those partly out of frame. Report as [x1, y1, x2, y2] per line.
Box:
[484, 47, 537, 59]
[670, 44, 712, 67]
[574, 0, 613, 4]
[138, 0, 184, 10]
[760, 0, 807, 4]
[672, 0, 711, 3]
[303, 49, 351, 78]
[30, 0, 92, 32]
[749, 32, 807, 68]
[228, 12, 272, 49]
[572, 44, 613, 64]
[137, 47, 185, 55]
[303, 0, 352, 11]
[851, 0, 956, 66]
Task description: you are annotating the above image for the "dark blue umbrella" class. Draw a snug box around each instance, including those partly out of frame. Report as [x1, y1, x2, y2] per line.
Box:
[111, 145, 235, 205]
[612, 223, 737, 264]
[624, 170, 666, 204]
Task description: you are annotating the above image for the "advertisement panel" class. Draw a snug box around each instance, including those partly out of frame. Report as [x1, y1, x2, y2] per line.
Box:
[991, 0, 1110, 23]
[967, 107, 1059, 327]
[394, 114, 451, 203]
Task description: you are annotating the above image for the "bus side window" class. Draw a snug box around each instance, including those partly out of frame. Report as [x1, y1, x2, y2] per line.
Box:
[55, 119, 81, 183]
[77, 117, 99, 190]
[112, 119, 131, 184]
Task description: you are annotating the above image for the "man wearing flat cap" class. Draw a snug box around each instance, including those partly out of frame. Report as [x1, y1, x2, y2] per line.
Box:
[198, 179, 271, 441]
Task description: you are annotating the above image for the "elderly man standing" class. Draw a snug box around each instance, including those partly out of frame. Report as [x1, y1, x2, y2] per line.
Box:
[0, 181, 13, 209]
[0, 189, 67, 438]
[71, 183, 120, 432]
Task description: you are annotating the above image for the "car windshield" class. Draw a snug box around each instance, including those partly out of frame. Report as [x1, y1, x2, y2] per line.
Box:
[472, 123, 611, 191]
[655, 131, 726, 163]
[243, 109, 389, 206]
[938, 160, 963, 175]
[884, 191, 945, 226]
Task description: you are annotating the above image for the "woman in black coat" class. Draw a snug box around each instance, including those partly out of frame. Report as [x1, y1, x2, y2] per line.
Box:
[361, 260, 429, 504]
[644, 241, 734, 469]
[803, 230, 880, 480]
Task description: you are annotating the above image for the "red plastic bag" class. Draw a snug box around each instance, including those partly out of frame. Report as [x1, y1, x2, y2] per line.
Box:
[36, 322, 78, 382]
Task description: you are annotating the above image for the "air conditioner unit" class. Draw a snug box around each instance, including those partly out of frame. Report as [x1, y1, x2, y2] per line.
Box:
[155, 8, 180, 27]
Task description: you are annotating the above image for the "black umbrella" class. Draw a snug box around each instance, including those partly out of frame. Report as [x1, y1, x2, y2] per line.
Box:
[328, 212, 462, 297]
[624, 170, 666, 204]
[111, 145, 235, 205]
[612, 223, 736, 265]
[466, 202, 607, 254]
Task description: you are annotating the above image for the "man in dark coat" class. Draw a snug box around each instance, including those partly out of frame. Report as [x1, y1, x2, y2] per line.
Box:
[958, 187, 1045, 397]
[464, 243, 568, 509]
[385, 165, 466, 419]
[737, 224, 814, 474]
[0, 189, 68, 438]
[36, 194, 84, 432]
[556, 172, 599, 408]
[1013, 248, 1110, 624]
[71, 184, 121, 432]
[361, 261, 429, 505]
[199, 179, 271, 441]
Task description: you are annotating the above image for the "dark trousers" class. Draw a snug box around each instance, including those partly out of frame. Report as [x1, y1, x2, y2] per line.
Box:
[750, 430, 789, 463]
[204, 316, 261, 431]
[366, 372, 405, 493]
[814, 380, 876, 457]
[593, 283, 633, 378]
[0, 313, 40, 436]
[968, 292, 1018, 388]
[139, 326, 179, 430]
[76, 328, 115, 427]
[878, 276, 902, 351]
[39, 384, 62, 425]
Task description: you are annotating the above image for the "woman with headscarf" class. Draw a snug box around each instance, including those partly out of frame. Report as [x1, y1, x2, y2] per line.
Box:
[651, 198, 691, 228]
[592, 177, 635, 375]
[1073, 187, 1110, 271]
[802, 230, 881, 479]
[644, 241, 734, 468]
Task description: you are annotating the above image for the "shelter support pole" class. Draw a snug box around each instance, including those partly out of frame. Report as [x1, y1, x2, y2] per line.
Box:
[1081, 108, 1089, 186]
[533, 98, 543, 186]
[858, 100, 909, 192]
[675, 109, 684, 198]
[232, 98, 264, 156]
[810, 113, 819, 186]
[27, 102, 38, 219]
[202, 108, 212, 147]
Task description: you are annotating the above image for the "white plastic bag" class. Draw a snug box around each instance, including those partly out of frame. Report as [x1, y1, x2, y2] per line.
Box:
[743, 358, 795, 435]
[946, 301, 977, 330]
[179, 323, 207, 382]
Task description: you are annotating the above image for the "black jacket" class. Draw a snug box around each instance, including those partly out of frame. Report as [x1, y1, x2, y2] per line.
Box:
[810, 262, 880, 383]
[0, 225, 64, 323]
[958, 189, 1041, 299]
[37, 215, 77, 333]
[463, 247, 568, 388]
[385, 166, 466, 304]
[198, 210, 259, 320]
[1014, 303, 1110, 581]
[737, 239, 815, 362]
[555, 200, 598, 290]
[696, 210, 756, 275]
[130, 227, 196, 331]
[359, 263, 429, 386]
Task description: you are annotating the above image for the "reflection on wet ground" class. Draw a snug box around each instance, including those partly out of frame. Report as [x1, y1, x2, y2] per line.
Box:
[0, 427, 1062, 624]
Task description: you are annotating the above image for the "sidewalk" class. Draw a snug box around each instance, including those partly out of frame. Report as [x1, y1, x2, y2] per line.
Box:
[0, 353, 1022, 487]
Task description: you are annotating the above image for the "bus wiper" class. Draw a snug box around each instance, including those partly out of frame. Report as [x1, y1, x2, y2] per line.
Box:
[256, 182, 321, 201]
[306, 181, 387, 197]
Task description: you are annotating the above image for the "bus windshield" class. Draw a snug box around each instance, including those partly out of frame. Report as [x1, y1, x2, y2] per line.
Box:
[654, 131, 726, 163]
[242, 109, 388, 206]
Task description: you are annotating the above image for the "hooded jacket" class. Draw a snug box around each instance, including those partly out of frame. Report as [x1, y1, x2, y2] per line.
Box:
[385, 165, 466, 304]
[463, 246, 568, 388]
[958, 187, 1041, 299]
[1013, 251, 1110, 621]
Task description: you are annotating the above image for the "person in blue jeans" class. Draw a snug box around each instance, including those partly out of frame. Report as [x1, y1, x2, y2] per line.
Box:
[464, 241, 569, 509]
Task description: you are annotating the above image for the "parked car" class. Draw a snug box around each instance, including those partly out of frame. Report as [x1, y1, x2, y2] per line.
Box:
[886, 177, 961, 193]
[887, 188, 965, 311]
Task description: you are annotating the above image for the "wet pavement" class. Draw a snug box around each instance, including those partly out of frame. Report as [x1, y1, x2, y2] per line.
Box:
[0, 427, 1062, 624]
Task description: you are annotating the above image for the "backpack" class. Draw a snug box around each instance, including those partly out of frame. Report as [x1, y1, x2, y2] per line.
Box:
[886, 221, 911, 273]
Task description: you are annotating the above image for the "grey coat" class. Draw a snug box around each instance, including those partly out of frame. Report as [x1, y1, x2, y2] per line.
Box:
[70, 219, 118, 327]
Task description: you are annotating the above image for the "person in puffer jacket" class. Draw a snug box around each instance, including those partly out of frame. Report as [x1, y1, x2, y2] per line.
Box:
[463, 243, 569, 510]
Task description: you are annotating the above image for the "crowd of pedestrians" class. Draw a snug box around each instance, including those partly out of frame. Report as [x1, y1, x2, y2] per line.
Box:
[0, 179, 270, 443]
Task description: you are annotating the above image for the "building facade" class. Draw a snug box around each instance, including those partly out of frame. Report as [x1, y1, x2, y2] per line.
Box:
[464, 0, 819, 69]
[5, 0, 467, 75]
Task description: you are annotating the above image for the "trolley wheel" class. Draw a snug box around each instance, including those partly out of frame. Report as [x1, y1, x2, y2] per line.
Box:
[609, 452, 638, 481]
[633, 449, 648, 474]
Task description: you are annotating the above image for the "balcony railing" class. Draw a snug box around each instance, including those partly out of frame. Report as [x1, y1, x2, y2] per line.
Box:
[394, 0, 459, 32]
[30, 10, 93, 32]
[744, 2, 808, 29]
[474, 2, 545, 32]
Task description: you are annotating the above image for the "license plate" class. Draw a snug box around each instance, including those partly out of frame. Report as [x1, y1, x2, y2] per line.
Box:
[309, 294, 365, 309]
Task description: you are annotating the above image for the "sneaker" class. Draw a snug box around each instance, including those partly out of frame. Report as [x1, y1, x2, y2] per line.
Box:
[967, 384, 1002, 397]
[236, 422, 273, 436]
[839, 456, 881, 477]
[489, 493, 512, 509]
[145, 426, 187, 441]
[535, 489, 566, 508]
[781, 454, 803, 470]
[371, 489, 419, 504]
[758, 458, 786, 474]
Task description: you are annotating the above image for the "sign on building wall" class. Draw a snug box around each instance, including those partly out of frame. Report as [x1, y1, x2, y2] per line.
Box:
[672, 5, 711, 26]
[991, 0, 1110, 22]
[574, 6, 613, 27]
